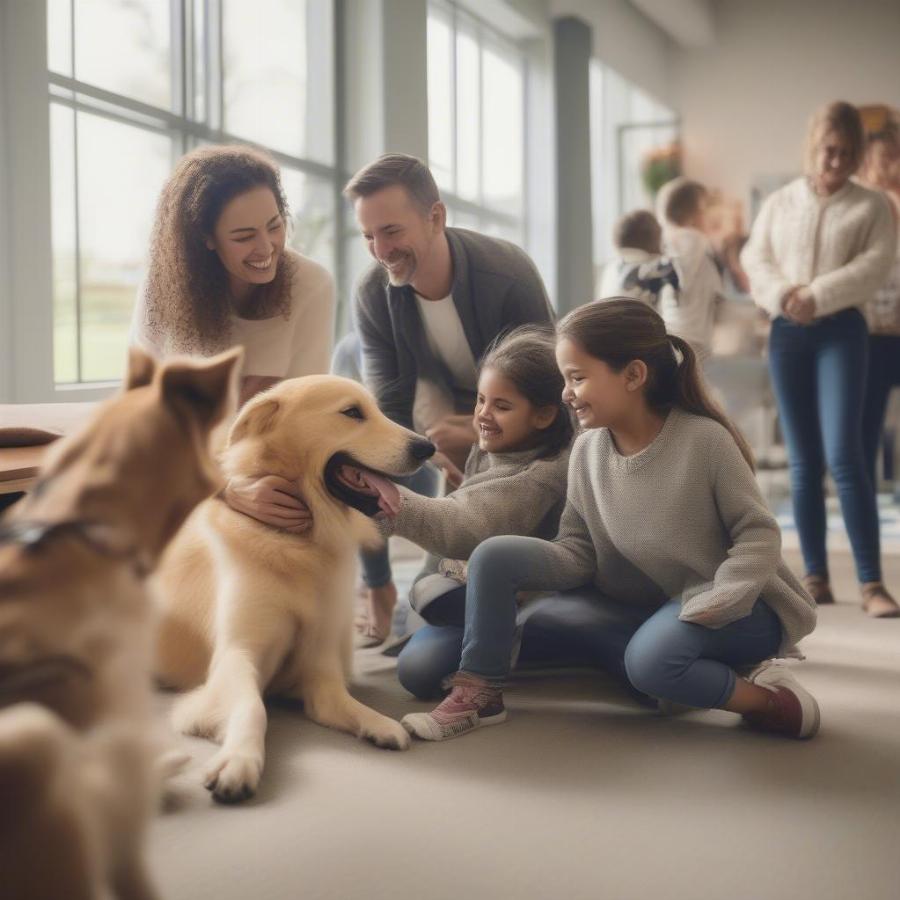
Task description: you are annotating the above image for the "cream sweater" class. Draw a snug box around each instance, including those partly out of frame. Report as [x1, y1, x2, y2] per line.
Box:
[741, 177, 896, 320]
[512, 409, 816, 657]
[131, 248, 335, 377]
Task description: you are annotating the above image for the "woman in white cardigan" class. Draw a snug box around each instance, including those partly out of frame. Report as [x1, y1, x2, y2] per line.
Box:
[742, 101, 898, 618]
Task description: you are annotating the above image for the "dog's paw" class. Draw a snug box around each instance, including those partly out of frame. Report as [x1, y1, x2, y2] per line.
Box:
[361, 715, 411, 751]
[203, 750, 262, 804]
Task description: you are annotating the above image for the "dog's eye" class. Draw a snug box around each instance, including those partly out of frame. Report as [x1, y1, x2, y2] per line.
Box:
[341, 406, 365, 421]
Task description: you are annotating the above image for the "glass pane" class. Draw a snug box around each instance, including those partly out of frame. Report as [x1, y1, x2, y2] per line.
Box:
[193, 0, 206, 121]
[76, 114, 172, 382]
[73, 0, 172, 110]
[50, 103, 78, 384]
[482, 44, 523, 214]
[280, 167, 335, 276]
[223, 0, 334, 163]
[47, 0, 73, 76]
[427, 10, 454, 192]
[455, 29, 479, 202]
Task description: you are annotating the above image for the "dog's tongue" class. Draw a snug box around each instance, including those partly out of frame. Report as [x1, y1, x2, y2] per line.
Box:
[359, 470, 401, 516]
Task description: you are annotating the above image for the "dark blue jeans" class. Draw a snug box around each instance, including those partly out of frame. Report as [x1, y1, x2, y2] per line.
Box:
[768, 309, 881, 583]
[862, 334, 900, 489]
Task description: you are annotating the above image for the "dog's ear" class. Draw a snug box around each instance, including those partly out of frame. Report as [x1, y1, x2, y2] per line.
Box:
[159, 347, 243, 432]
[124, 346, 156, 391]
[228, 396, 280, 445]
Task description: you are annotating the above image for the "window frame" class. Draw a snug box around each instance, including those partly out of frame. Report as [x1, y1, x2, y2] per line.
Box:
[426, 0, 528, 245]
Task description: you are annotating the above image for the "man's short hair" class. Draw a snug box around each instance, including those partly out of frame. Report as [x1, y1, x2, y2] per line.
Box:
[613, 210, 662, 254]
[657, 176, 708, 227]
[343, 153, 441, 215]
[805, 101, 866, 176]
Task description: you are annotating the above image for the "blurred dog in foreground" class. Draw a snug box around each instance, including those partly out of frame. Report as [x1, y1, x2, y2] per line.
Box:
[0, 346, 240, 900]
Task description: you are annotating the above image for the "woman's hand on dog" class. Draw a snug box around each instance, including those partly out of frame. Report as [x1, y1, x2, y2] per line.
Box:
[224, 475, 313, 533]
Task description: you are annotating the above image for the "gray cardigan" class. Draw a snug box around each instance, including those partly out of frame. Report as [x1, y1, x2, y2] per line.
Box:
[354, 227, 554, 429]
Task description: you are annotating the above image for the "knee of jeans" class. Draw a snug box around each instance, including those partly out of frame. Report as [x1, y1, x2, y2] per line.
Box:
[827, 452, 866, 487]
[468, 535, 530, 580]
[396, 643, 452, 700]
[623, 636, 674, 698]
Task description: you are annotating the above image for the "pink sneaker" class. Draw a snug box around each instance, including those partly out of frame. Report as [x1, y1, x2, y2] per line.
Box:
[401, 672, 506, 741]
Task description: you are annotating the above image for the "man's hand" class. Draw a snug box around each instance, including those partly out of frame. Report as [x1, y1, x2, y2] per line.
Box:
[425, 415, 477, 461]
[223, 474, 312, 534]
[782, 286, 816, 325]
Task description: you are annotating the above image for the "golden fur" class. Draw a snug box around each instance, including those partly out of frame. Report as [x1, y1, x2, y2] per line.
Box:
[0, 347, 240, 899]
[153, 375, 434, 803]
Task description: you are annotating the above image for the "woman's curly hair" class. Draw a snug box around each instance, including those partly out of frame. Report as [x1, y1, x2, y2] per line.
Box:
[142, 144, 294, 354]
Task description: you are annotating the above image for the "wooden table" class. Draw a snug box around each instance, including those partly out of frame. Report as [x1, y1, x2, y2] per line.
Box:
[0, 403, 97, 494]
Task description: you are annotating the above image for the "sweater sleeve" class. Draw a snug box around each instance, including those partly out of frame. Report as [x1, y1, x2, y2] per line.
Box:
[500, 252, 555, 330]
[286, 264, 335, 377]
[387, 469, 563, 560]
[810, 194, 898, 318]
[741, 194, 795, 319]
[679, 429, 783, 628]
[355, 278, 416, 430]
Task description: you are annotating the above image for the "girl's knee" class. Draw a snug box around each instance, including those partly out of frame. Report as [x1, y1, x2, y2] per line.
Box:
[396, 631, 459, 700]
[396, 651, 444, 700]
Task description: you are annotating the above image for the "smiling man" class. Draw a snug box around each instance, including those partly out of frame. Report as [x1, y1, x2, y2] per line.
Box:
[344, 153, 554, 643]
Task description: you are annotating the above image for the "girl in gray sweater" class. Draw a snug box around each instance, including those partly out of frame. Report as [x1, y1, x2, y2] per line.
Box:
[403, 299, 820, 742]
[378, 326, 574, 698]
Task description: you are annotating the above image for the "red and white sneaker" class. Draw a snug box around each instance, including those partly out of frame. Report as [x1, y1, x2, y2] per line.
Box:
[743, 661, 821, 739]
[401, 672, 506, 741]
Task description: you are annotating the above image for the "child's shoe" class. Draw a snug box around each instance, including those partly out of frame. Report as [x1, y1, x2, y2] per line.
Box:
[401, 672, 506, 741]
[743, 661, 820, 739]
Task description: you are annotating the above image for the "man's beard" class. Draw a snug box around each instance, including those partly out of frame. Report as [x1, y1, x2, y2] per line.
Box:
[383, 251, 417, 286]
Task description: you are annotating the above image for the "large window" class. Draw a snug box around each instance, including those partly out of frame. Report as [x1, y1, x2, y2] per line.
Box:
[590, 63, 678, 282]
[46, 0, 336, 385]
[427, 1, 526, 245]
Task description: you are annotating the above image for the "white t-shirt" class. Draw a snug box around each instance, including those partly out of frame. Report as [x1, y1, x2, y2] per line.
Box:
[130, 248, 335, 378]
[414, 292, 478, 391]
[661, 226, 723, 361]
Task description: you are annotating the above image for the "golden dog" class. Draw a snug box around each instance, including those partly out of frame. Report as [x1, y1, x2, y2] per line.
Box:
[0, 347, 240, 900]
[153, 375, 435, 803]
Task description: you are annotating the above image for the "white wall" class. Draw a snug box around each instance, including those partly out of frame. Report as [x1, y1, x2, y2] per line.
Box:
[672, 0, 900, 208]
[550, 0, 674, 108]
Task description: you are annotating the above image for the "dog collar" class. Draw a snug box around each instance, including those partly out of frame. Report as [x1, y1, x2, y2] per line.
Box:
[0, 519, 152, 579]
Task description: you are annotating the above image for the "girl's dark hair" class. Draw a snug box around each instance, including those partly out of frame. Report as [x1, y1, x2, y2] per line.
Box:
[557, 298, 755, 470]
[480, 324, 574, 459]
[143, 144, 293, 354]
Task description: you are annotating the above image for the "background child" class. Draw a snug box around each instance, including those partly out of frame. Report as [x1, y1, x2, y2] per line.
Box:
[403, 299, 819, 743]
[656, 177, 724, 360]
[377, 325, 574, 699]
[598, 209, 680, 309]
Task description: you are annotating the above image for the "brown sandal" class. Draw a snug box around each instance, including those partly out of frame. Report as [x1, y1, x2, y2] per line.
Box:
[803, 574, 835, 606]
[861, 582, 900, 619]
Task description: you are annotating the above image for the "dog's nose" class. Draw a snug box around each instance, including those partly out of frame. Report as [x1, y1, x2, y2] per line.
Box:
[410, 439, 436, 461]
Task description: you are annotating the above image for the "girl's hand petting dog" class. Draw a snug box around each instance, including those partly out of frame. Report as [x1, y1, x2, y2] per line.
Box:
[224, 475, 313, 533]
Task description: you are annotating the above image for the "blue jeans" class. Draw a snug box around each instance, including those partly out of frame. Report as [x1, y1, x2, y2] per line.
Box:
[862, 334, 900, 488]
[400, 535, 783, 708]
[768, 309, 881, 583]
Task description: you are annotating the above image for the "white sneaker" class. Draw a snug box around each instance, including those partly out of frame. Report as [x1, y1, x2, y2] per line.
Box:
[409, 573, 461, 616]
[745, 660, 821, 739]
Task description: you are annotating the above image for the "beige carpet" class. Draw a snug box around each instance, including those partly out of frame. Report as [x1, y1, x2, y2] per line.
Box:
[148, 548, 900, 900]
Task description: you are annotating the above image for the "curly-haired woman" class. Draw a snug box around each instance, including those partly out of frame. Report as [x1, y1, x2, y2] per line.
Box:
[131, 144, 335, 533]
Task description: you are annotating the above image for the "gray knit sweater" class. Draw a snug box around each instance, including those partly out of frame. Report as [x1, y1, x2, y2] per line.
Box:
[382, 444, 570, 567]
[517, 408, 816, 656]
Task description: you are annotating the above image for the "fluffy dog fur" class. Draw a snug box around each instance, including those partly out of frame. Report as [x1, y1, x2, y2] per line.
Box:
[0, 347, 240, 899]
[153, 375, 435, 803]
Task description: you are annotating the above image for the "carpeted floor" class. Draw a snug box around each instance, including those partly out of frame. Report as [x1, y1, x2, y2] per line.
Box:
[147, 545, 900, 900]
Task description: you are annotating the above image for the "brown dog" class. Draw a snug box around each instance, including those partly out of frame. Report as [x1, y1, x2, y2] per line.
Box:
[153, 375, 435, 803]
[0, 346, 240, 900]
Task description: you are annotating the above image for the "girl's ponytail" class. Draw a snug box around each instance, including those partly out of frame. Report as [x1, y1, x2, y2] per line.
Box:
[667, 335, 755, 471]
